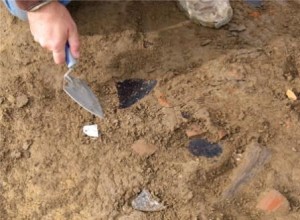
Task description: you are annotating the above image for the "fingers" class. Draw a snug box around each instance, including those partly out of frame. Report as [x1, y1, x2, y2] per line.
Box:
[52, 48, 66, 65]
[36, 24, 80, 65]
[29, 16, 80, 65]
[68, 23, 80, 59]
[27, 2, 80, 65]
[38, 38, 65, 64]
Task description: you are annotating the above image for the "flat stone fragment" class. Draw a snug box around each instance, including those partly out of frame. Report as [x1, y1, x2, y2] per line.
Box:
[132, 189, 166, 212]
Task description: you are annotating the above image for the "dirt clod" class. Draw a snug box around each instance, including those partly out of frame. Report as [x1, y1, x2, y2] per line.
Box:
[283, 55, 299, 81]
[7, 95, 15, 104]
[22, 140, 33, 151]
[10, 150, 21, 159]
[131, 139, 158, 157]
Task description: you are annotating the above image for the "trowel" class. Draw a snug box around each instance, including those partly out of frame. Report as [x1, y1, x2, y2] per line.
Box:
[63, 44, 104, 118]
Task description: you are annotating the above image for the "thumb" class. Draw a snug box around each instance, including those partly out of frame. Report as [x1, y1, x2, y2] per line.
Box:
[68, 25, 80, 58]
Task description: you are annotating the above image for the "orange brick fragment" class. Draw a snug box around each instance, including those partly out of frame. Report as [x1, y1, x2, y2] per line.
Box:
[155, 90, 172, 108]
[185, 124, 204, 138]
[131, 139, 157, 157]
[217, 129, 227, 140]
[249, 11, 261, 18]
[256, 189, 290, 214]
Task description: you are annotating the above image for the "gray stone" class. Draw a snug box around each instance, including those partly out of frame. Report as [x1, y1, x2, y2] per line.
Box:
[132, 189, 166, 212]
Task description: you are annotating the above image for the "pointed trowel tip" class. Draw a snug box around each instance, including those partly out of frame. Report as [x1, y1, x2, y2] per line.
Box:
[94, 108, 105, 119]
[97, 113, 105, 119]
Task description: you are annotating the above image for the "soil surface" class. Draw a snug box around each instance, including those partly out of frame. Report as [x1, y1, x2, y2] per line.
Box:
[1, 1, 300, 219]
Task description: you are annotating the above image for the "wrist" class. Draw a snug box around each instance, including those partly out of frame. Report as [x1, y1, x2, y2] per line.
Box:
[16, 0, 57, 12]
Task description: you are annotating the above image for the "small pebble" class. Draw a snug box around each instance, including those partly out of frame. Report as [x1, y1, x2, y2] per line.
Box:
[238, 111, 245, 120]
[286, 89, 298, 101]
[22, 140, 33, 151]
[16, 94, 29, 108]
[132, 189, 166, 212]
[7, 95, 15, 104]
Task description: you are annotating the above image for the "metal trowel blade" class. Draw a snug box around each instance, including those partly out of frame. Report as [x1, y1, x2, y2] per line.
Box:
[63, 73, 104, 118]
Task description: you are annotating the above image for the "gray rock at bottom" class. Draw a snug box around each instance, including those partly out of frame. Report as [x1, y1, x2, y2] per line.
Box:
[132, 189, 166, 212]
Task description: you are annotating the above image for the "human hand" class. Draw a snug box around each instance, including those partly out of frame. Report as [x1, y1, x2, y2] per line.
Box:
[27, 2, 80, 64]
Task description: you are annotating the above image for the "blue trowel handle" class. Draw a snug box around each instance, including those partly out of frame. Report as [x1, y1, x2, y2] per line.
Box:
[65, 43, 77, 68]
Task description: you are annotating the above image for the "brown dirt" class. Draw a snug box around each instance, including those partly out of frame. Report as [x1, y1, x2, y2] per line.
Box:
[1, 1, 300, 219]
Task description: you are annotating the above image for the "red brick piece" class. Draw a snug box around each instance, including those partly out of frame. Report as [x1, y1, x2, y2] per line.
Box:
[256, 189, 290, 214]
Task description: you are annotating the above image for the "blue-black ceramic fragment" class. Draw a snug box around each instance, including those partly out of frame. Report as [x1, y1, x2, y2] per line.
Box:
[188, 139, 222, 158]
[245, 0, 263, 7]
[181, 111, 191, 119]
[117, 79, 157, 109]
